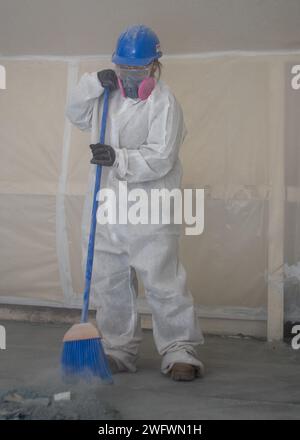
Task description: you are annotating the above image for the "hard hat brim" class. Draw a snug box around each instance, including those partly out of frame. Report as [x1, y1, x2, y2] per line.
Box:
[112, 52, 162, 67]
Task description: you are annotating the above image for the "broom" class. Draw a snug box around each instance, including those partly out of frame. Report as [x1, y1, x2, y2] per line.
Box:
[61, 87, 113, 384]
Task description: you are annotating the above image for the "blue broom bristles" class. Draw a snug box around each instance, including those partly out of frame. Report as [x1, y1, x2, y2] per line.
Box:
[61, 337, 113, 384]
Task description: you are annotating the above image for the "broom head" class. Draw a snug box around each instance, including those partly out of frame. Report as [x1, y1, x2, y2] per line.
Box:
[61, 323, 113, 384]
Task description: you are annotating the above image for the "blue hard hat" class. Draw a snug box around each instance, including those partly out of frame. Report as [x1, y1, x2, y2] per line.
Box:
[112, 24, 162, 66]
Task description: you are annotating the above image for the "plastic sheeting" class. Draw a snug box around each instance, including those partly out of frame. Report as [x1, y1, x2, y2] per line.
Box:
[0, 60, 68, 301]
[0, 54, 298, 327]
[284, 60, 300, 322]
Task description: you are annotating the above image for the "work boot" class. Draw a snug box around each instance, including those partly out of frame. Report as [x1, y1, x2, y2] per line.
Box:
[106, 355, 129, 374]
[169, 363, 203, 381]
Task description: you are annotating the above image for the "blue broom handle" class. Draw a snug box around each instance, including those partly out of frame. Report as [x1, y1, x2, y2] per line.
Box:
[81, 87, 110, 323]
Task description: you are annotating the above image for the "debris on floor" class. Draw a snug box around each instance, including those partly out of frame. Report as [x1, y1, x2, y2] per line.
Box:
[53, 391, 71, 402]
[3, 392, 24, 403]
[0, 386, 120, 420]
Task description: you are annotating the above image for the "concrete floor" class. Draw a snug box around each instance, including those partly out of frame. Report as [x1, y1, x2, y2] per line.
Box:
[0, 321, 300, 419]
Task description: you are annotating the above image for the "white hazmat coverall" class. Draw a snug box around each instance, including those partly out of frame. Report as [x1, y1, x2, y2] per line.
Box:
[66, 72, 204, 375]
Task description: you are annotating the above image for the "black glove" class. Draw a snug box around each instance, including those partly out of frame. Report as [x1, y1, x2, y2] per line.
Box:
[90, 143, 116, 167]
[97, 69, 118, 92]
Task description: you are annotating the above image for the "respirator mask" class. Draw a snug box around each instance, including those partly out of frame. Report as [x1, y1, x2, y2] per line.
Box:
[115, 64, 156, 100]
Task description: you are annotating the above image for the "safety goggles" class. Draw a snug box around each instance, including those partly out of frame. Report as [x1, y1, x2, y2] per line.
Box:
[115, 64, 152, 80]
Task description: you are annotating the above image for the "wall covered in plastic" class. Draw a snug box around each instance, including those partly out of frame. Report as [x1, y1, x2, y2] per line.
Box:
[0, 54, 298, 336]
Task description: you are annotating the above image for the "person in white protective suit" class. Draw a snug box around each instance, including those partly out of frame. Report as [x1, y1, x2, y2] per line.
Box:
[66, 24, 204, 381]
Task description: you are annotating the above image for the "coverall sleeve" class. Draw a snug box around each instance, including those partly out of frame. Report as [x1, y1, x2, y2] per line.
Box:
[113, 92, 188, 183]
[65, 72, 104, 131]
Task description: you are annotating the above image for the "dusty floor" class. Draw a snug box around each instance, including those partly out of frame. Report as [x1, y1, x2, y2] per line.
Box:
[0, 321, 300, 419]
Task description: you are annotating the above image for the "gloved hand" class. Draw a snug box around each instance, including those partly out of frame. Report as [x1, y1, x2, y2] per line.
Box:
[97, 69, 118, 92]
[90, 143, 116, 167]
